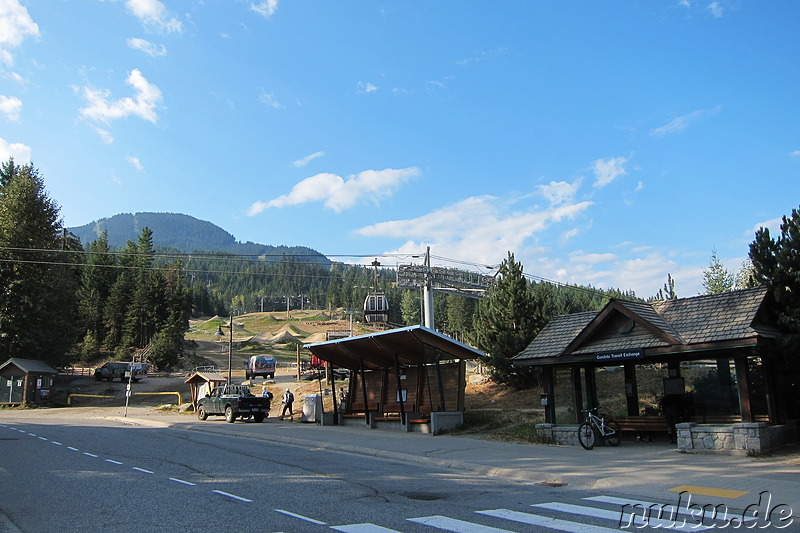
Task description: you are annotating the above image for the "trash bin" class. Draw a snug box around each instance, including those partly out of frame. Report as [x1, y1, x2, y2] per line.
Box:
[301, 394, 323, 423]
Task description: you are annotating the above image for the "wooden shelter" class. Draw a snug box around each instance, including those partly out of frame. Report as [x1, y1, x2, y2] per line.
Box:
[184, 370, 227, 408]
[513, 287, 797, 453]
[305, 325, 484, 432]
[0, 358, 58, 406]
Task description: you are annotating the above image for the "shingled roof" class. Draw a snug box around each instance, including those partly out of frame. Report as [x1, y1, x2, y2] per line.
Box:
[514, 287, 775, 366]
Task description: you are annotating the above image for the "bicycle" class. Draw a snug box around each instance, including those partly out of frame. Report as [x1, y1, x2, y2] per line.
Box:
[578, 408, 621, 450]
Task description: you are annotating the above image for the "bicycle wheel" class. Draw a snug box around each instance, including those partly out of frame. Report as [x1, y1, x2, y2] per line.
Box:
[605, 419, 621, 446]
[578, 421, 597, 450]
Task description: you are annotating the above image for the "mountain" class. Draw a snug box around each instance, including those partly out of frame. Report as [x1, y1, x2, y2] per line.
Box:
[67, 212, 329, 262]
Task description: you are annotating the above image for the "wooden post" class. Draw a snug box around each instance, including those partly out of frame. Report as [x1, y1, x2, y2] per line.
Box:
[624, 363, 639, 416]
[571, 366, 583, 423]
[394, 353, 406, 424]
[735, 355, 753, 422]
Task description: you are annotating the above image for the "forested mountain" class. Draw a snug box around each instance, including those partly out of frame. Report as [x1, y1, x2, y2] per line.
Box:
[68, 212, 328, 262]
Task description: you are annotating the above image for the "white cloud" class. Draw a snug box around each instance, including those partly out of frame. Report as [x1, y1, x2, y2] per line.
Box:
[292, 151, 325, 168]
[77, 69, 163, 125]
[651, 106, 721, 137]
[127, 37, 167, 57]
[593, 156, 628, 187]
[248, 167, 420, 215]
[790, 150, 800, 159]
[251, 0, 278, 18]
[126, 155, 143, 171]
[357, 81, 379, 94]
[0, 0, 39, 66]
[538, 180, 580, 205]
[746, 217, 782, 238]
[0, 137, 30, 162]
[125, 0, 183, 34]
[708, 1, 723, 17]
[357, 195, 593, 267]
[94, 127, 114, 144]
[258, 90, 284, 109]
[0, 94, 22, 121]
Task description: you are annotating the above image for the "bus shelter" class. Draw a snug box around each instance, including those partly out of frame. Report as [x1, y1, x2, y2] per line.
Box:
[513, 287, 797, 454]
[305, 325, 484, 433]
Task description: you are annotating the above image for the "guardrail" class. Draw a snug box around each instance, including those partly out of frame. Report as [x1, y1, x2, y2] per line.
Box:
[66, 394, 115, 406]
[133, 391, 183, 406]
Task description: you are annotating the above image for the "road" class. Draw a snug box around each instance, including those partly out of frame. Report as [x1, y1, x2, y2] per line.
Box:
[0, 413, 741, 533]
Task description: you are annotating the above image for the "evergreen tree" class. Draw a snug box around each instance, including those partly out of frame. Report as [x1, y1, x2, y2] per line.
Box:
[701, 248, 734, 295]
[472, 252, 537, 387]
[400, 289, 420, 325]
[77, 231, 116, 357]
[0, 159, 78, 366]
[749, 206, 800, 417]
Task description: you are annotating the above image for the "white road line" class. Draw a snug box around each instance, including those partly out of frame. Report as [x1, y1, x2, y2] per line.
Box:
[83, 452, 98, 458]
[213, 490, 252, 503]
[51, 441, 62, 446]
[67, 447, 79, 451]
[169, 477, 196, 486]
[26, 433, 36, 436]
[132, 467, 154, 474]
[105, 459, 123, 465]
[408, 515, 513, 532]
[38, 436, 47, 441]
[274, 509, 326, 525]
[478, 508, 621, 533]
[533, 502, 713, 531]
[331, 524, 401, 532]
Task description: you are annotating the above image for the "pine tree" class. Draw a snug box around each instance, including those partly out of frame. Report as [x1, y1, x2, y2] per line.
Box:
[749, 206, 800, 417]
[472, 252, 537, 386]
[0, 159, 78, 366]
[701, 248, 734, 294]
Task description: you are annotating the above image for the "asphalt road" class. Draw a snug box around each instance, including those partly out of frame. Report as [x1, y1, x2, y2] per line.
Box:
[0, 414, 679, 533]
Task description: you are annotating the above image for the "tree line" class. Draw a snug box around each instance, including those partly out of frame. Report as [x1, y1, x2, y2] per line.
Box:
[3, 157, 798, 408]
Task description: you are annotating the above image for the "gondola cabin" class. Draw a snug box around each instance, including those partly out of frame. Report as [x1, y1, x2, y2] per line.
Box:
[364, 293, 389, 324]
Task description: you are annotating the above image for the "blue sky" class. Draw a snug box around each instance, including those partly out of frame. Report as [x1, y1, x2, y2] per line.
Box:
[2, 0, 799, 299]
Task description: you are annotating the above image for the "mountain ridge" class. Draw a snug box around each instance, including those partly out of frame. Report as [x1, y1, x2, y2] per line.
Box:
[68, 212, 329, 262]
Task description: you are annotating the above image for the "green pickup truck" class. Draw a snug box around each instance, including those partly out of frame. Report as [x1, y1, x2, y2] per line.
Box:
[196, 385, 271, 423]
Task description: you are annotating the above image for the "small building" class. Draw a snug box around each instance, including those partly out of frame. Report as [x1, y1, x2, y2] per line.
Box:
[184, 370, 227, 408]
[0, 358, 59, 406]
[513, 287, 798, 454]
[305, 325, 484, 433]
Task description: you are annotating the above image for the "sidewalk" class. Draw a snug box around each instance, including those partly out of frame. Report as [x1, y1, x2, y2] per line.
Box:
[125, 409, 800, 517]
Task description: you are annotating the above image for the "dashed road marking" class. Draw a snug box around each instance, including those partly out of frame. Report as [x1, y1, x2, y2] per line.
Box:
[275, 509, 326, 524]
[213, 490, 252, 503]
[169, 477, 196, 486]
[132, 467, 154, 474]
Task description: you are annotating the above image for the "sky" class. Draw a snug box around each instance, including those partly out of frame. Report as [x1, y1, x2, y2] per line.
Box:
[2, 0, 799, 299]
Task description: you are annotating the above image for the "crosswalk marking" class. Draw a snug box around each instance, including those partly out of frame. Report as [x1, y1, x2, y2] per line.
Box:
[477, 508, 621, 533]
[534, 502, 712, 531]
[586, 495, 757, 527]
[324, 493, 738, 532]
[408, 515, 513, 532]
[331, 524, 401, 532]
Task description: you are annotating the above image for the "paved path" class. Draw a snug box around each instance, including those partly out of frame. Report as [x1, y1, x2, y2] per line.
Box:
[7, 406, 800, 522]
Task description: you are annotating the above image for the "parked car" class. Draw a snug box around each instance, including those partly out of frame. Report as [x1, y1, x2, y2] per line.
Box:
[93, 362, 148, 383]
[244, 355, 276, 380]
[196, 384, 271, 423]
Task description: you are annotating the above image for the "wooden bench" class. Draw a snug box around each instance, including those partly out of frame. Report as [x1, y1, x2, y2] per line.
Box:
[342, 401, 380, 421]
[614, 416, 670, 435]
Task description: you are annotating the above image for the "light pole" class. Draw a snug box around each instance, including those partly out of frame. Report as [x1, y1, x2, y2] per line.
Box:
[215, 315, 233, 384]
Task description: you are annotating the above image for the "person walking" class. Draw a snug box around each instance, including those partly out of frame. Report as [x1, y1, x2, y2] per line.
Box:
[279, 388, 294, 421]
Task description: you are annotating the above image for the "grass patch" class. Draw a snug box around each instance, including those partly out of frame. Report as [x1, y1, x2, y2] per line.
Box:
[444, 409, 554, 444]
